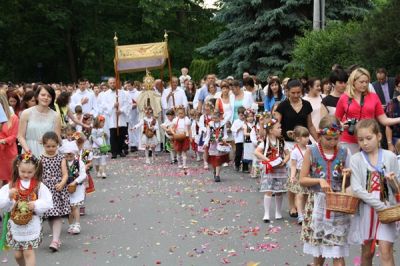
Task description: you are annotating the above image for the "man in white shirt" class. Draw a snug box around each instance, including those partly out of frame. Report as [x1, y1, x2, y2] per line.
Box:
[102, 78, 130, 159]
[70, 78, 98, 116]
[161, 77, 188, 112]
[125, 81, 141, 152]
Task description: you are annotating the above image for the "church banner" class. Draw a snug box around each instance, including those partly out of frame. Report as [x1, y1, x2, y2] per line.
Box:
[115, 42, 168, 73]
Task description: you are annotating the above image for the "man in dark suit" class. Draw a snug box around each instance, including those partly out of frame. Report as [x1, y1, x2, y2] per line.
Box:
[372, 68, 396, 106]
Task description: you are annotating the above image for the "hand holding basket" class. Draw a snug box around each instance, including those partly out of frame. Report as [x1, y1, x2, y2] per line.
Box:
[325, 172, 360, 214]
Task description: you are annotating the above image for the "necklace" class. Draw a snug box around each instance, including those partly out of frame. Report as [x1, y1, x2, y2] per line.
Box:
[16, 178, 38, 199]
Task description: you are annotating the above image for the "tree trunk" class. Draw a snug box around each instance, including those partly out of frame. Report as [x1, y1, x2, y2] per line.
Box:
[65, 29, 78, 82]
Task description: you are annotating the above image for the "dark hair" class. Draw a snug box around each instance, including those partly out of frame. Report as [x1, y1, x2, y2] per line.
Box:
[11, 155, 43, 187]
[307, 77, 320, 90]
[237, 106, 246, 114]
[21, 90, 36, 109]
[166, 109, 175, 116]
[287, 79, 303, 90]
[6, 90, 21, 114]
[42, 131, 60, 145]
[267, 78, 283, 99]
[56, 91, 71, 108]
[395, 74, 400, 87]
[231, 80, 241, 88]
[243, 77, 254, 88]
[35, 85, 56, 110]
[376, 68, 388, 75]
[329, 69, 349, 84]
[75, 105, 82, 114]
[78, 78, 88, 83]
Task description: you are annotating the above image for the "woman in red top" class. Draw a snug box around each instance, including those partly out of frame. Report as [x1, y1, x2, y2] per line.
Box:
[335, 67, 400, 154]
[0, 94, 19, 185]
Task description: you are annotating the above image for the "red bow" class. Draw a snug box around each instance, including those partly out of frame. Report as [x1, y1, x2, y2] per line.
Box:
[262, 161, 274, 174]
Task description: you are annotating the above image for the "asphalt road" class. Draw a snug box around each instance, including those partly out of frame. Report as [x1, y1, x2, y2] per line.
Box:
[1, 152, 398, 265]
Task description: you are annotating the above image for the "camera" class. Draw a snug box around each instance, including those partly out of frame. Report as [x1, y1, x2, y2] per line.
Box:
[345, 118, 358, 135]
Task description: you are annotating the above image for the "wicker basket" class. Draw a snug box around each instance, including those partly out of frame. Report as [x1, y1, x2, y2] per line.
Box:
[11, 201, 33, 225]
[173, 133, 186, 141]
[67, 183, 77, 193]
[378, 205, 400, 224]
[325, 173, 359, 214]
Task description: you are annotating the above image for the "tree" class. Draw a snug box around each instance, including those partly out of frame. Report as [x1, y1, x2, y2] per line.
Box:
[290, 0, 400, 78]
[0, 0, 220, 82]
[198, 0, 373, 81]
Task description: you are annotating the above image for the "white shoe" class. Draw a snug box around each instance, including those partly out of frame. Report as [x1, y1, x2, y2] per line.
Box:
[178, 165, 183, 169]
[196, 155, 201, 162]
[145, 158, 150, 164]
[71, 223, 81, 234]
[67, 224, 74, 234]
[96, 172, 101, 178]
[222, 162, 229, 167]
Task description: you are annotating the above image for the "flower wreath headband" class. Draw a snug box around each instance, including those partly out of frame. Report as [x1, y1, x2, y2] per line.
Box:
[318, 123, 343, 136]
[18, 152, 39, 165]
[244, 108, 256, 116]
[264, 118, 278, 129]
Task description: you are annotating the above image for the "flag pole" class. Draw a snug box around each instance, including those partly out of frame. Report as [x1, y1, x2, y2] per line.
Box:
[164, 30, 173, 87]
[113, 32, 120, 136]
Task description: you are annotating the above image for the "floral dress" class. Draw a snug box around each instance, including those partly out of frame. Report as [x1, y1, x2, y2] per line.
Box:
[301, 144, 350, 258]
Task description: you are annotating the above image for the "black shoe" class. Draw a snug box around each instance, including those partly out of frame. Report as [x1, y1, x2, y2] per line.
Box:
[130, 146, 138, 152]
[263, 219, 270, 223]
[124, 149, 129, 155]
[111, 154, 117, 159]
[289, 211, 298, 218]
[149, 150, 153, 157]
[119, 153, 126, 158]
[214, 175, 221, 182]
[174, 159, 178, 164]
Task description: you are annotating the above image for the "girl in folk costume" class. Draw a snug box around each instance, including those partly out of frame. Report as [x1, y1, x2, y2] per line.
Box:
[62, 140, 87, 235]
[203, 110, 230, 182]
[0, 154, 52, 266]
[171, 106, 191, 171]
[75, 132, 94, 215]
[161, 109, 177, 164]
[40, 132, 70, 252]
[199, 102, 214, 169]
[287, 126, 310, 225]
[90, 115, 108, 178]
[349, 119, 399, 266]
[189, 109, 202, 162]
[254, 117, 290, 223]
[300, 115, 351, 266]
[242, 108, 256, 173]
[133, 106, 159, 164]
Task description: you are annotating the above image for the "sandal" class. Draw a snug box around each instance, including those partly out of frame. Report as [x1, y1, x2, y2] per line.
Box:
[49, 240, 61, 252]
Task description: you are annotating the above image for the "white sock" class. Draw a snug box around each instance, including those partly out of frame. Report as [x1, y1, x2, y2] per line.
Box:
[263, 195, 272, 220]
[182, 152, 187, 167]
[275, 195, 283, 219]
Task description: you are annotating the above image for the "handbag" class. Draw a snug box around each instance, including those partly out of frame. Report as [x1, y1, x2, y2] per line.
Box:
[99, 136, 111, 154]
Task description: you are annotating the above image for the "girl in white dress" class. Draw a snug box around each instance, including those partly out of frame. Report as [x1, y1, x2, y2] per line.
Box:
[171, 106, 191, 171]
[133, 106, 159, 164]
[0, 153, 53, 266]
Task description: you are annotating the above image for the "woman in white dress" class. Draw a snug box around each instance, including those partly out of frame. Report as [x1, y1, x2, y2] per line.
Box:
[18, 85, 61, 157]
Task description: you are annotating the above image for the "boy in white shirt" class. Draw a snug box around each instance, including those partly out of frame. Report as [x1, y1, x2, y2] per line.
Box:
[161, 109, 177, 164]
[231, 107, 246, 171]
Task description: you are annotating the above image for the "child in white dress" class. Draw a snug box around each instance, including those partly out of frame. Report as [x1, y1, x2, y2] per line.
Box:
[0, 153, 52, 265]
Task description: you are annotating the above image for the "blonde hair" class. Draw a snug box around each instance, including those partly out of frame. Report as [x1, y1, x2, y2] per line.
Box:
[287, 126, 309, 140]
[346, 67, 371, 98]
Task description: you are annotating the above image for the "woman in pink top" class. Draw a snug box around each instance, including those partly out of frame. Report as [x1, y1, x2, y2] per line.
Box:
[335, 67, 400, 154]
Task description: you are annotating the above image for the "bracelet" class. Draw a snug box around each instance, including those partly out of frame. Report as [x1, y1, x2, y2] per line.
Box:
[388, 141, 393, 144]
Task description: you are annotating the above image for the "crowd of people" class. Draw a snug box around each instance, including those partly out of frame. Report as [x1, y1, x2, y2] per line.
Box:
[0, 65, 399, 265]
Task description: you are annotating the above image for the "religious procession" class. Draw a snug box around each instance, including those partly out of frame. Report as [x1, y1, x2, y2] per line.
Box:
[0, 0, 400, 265]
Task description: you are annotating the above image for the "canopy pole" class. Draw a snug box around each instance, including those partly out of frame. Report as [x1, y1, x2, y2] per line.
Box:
[113, 32, 120, 136]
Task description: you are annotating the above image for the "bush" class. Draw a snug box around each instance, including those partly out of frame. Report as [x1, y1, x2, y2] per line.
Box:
[189, 59, 218, 83]
[290, 22, 362, 78]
